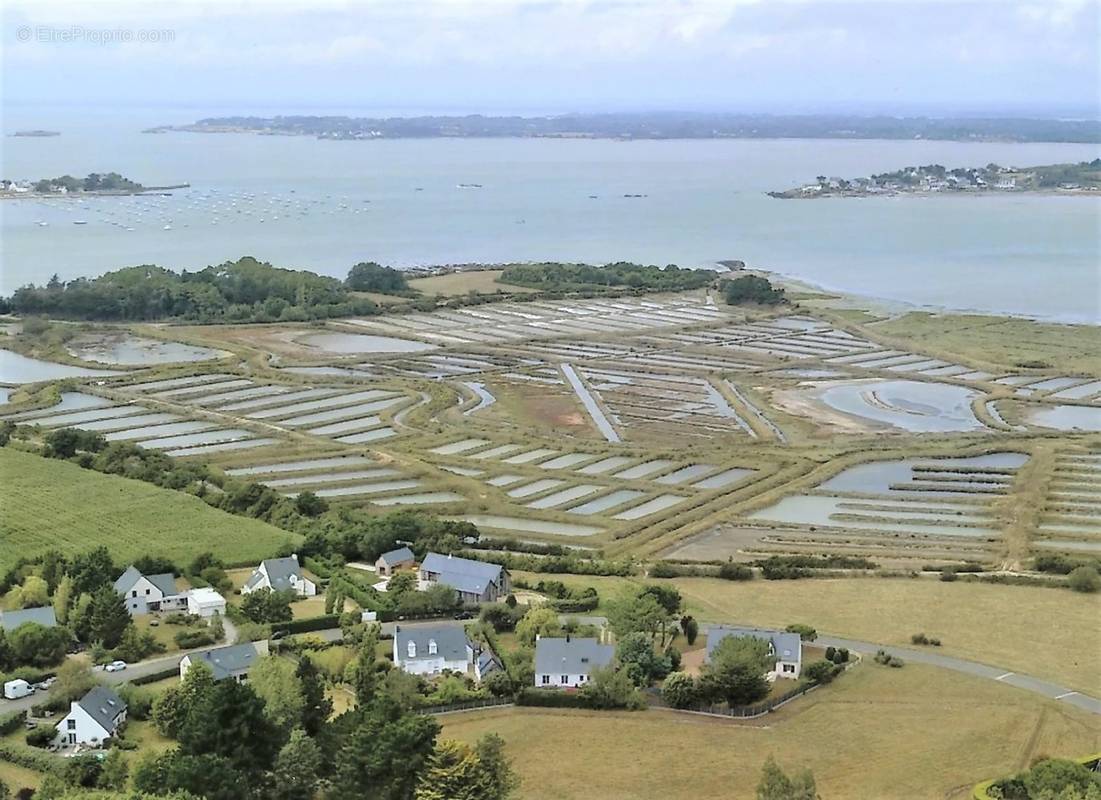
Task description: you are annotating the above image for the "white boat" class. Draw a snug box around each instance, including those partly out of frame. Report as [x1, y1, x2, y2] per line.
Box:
[37, 221, 48, 227]
[163, 224, 172, 230]
[74, 220, 88, 225]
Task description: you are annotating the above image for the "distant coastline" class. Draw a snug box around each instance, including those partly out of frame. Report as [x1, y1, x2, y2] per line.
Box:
[12, 130, 60, 138]
[144, 112, 1101, 144]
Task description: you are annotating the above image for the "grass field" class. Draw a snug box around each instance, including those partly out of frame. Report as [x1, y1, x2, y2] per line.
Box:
[0, 760, 43, 793]
[0, 448, 299, 572]
[515, 572, 1101, 695]
[441, 665, 1101, 800]
[407, 270, 536, 296]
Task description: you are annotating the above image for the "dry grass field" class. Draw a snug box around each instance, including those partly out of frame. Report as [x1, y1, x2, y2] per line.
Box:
[408, 270, 537, 296]
[441, 665, 1101, 800]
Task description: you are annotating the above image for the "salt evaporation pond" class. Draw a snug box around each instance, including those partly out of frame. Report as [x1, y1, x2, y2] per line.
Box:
[225, 455, 376, 476]
[819, 453, 1028, 494]
[817, 379, 984, 432]
[458, 515, 603, 537]
[66, 333, 227, 365]
[0, 349, 117, 383]
[1028, 405, 1101, 432]
[4, 391, 112, 420]
[297, 332, 436, 354]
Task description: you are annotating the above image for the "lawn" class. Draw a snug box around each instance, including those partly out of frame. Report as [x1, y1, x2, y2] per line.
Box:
[514, 572, 1101, 695]
[0, 448, 298, 572]
[0, 760, 44, 793]
[441, 665, 1101, 800]
[292, 595, 328, 620]
[407, 270, 536, 297]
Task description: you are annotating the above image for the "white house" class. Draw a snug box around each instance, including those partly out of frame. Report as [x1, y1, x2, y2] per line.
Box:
[705, 626, 803, 680]
[393, 625, 472, 676]
[534, 636, 614, 689]
[180, 641, 267, 683]
[113, 566, 185, 616]
[419, 553, 510, 604]
[186, 587, 226, 619]
[55, 686, 127, 746]
[241, 555, 316, 597]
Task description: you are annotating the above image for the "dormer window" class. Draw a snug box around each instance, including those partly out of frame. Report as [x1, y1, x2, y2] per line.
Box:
[407, 641, 416, 658]
[428, 639, 437, 655]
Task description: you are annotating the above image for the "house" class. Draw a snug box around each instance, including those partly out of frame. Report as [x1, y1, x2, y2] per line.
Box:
[241, 555, 316, 597]
[113, 566, 185, 615]
[474, 645, 502, 682]
[393, 624, 473, 676]
[419, 553, 510, 604]
[180, 641, 266, 682]
[705, 626, 803, 680]
[55, 686, 127, 746]
[185, 587, 226, 619]
[375, 546, 416, 577]
[0, 606, 57, 632]
[534, 636, 614, 689]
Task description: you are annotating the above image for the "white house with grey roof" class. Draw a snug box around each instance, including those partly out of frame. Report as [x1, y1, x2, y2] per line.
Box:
[705, 626, 803, 680]
[0, 606, 57, 632]
[534, 636, 614, 688]
[114, 566, 185, 616]
[55, 686, 127, 746]
[179, 641, 267, 683]
[241, 555, 316, 597]
[392, 624, 501, 680]
[419, 553, 510, 604]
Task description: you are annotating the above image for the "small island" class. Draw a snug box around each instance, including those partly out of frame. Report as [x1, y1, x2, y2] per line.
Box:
[1, 171, 189, 197]
[768, 160, 1101, 198]
[12, 130, 61, 137]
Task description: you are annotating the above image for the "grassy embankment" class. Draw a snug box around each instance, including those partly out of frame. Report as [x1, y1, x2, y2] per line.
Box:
[0, 447, 298, 572]
[440, 664, 1100, 800]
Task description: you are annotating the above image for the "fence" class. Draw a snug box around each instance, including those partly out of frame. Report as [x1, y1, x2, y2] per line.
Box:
[419, 697, 514, 716]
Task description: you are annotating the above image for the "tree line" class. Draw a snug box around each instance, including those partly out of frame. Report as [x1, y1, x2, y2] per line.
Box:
[498, 262, 716, 292]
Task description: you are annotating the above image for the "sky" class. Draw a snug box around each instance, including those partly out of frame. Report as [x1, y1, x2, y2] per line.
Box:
[2, 0, 1099, 118]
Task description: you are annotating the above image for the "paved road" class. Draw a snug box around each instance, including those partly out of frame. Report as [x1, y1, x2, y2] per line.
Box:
[565, 615, 1101, 715]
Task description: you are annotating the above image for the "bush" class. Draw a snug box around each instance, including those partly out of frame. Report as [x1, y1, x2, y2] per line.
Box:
[831, 648, 849, 664]
[648, 562, 678, 579]
[25, 726, 55, 748]
[873, 650, 904, 668]
[785, 624, 817, 642]
[717, 562, 754, 581]
[803, 660, 840, 685]
[269, 614, 341, 636]
[824, 646, 836, 661]
[661, 672, 697, 708]
[910, 633, 941, 647]
[0, 711, 27, 737]
[939, 569, 958, 582]
[174, 629, 216, 649]
[1068, 566, 1101, 594]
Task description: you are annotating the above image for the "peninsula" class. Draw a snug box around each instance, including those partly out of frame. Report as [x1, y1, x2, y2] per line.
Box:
[1, 171, 189, 197]
[768, 160, 1101, 198]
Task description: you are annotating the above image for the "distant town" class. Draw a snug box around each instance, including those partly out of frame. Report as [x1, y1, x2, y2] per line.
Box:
[768, 160, 1101, 198]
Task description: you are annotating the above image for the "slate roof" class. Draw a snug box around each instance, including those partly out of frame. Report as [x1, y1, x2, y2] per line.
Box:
[420, 552, 504, 596]
[705, 626, 803, 665]
[188, 642, 260, 681]
[75, 686, 126, 734]
[245, 556, 302, 592]
[534, 637, 614, 676]
[378, 547, 415, 566]
[0, 606, 57, 632]
[113, 566, 178, 598]
[395, 624, 472, 663]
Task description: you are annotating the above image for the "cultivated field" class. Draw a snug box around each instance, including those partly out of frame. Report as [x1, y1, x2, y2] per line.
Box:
[0, 447, 297, 571]
[441, 665, 1101, 800]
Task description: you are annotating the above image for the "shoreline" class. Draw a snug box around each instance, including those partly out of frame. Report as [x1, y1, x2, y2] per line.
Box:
[0, 184, 190, 199]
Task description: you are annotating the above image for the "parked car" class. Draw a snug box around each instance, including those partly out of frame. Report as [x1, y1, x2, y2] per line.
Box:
[270, 630, 288, 640]
[453, 610, 476, 620]
[104, 661, 127, 673]
[33, 677, 56, 691]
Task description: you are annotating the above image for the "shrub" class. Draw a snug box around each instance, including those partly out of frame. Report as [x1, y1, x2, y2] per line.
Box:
[939, 569, 958, 582]
[269, 614, 341, 636]
[25, 726, 55, 748]
[648, 562, 678, 579]
[832, 648, 849, 664]
[717, 562, 753, 581]
[910, 633, 941, 647]
[785, 624, 817, 642]
[174, 629, 216, 649]
[874, 650, 904, 668]
[803, 660, 839, 685]
[1068, 566, 1101, 594]
[661, 672, 697, 709]
[824, 646, 836, 661]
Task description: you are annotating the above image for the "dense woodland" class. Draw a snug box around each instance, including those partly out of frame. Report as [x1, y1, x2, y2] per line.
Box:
[498, 262, 715, 292]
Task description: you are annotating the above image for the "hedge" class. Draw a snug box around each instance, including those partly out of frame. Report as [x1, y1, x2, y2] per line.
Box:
[0, 710, 27, 737]
[0, 740, 66, 776]
[271, 614, 342, 636]
[129, 665, 180, 686]
[516, 688, 591, 709]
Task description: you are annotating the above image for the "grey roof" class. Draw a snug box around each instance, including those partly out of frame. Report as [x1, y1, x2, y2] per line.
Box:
[0, 606, 57, 632]
[420, 552, 504, 596]
[189, 642, 260, 681]
[534, 637, 614, 676]
[378, 547, 415, 566]
[114, 567, 178, 598]
[394, 624, 472, 663]
[246, 556, 303, 592]
[476, 646, 502, 676]
[705, 626, 803, 664]
[75, 686, 126, 734]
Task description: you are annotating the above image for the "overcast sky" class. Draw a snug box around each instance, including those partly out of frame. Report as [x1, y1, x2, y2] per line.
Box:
[3, 0, 1099, 117]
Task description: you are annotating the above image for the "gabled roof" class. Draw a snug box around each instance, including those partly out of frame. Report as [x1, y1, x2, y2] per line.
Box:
[0, 606, 57, 632]
[189, 642, 259, 681]
[420, 553, 503, 595]
[246, 556, 302, 592]
[394, 624, 472, 663]
[534, 637, 614, 676]
[74, 686, 126, 734]
[705, 626, 803, 664]
[378, 546, 415, 566]
[114, 566, 178, 598]
[476, 646, 502, 676]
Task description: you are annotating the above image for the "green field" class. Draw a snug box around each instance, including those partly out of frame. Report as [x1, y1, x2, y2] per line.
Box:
[0, 448, 299, 572]
[441, 665, 1101, 800]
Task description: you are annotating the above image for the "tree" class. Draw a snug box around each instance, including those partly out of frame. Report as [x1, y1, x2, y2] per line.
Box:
[514, 607, 562, 647]
[616, 632, 671, 686]
[15, 576, 49, 608]
[785, 624, 817, 642]
[329, 703, 440, 800]
[757, 755, 819, 800]
[50, 660, 98, 705]
[608, 589, 675, 646]
[346, 261, 409, 294]
[7, 622, 70, 667]
[153, 660, 215, 738]
[699, 636, 774, 707]
[682, 616, 699, 646]
[53, 575, 74, 625]
[386, 570, 416, 598]
[294, 491, 328, 517]
[97, 749, 129, 791]
[240, 587, 293, 624]
[0, 629, 11, 672]
[579, 666, 643, 710]
[803, 660, 839, 685]
[68, 546, 116, 595]
[88, 586, 131, 648]
[296, 656, 332, 736]
[67, 593, 95, 642]
[352, 624, 382, 707]
[661, 672, 698, 708]
[414, 740, 483, 800]
[249, 655, 306, 731]
[1068, 565, 1101, 593]
[724, 275, 786, 306]
[1020, 757, 1101, 798]
[178, 679, 279, 772]
[133, 751, 246, 800]
[474, 733, 519, 800]
[269, 728, 322, 800]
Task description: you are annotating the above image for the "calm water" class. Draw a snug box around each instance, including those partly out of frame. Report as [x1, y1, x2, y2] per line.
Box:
[1, 108, 1098, 322]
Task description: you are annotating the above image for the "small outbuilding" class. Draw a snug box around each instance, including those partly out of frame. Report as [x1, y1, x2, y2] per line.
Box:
[375, 546, 416, 577]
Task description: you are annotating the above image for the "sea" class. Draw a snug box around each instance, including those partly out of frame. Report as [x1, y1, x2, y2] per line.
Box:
[1, 107, 1099, 324]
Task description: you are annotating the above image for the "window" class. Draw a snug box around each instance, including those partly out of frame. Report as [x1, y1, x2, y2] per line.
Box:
[560, 675, 568, 684]
[131, 590, 137, 598]
[67, 719, 76, 730]
[542, 675, 549, 685]
[145, 589, 150, 595]
[782, 663, 795, 673]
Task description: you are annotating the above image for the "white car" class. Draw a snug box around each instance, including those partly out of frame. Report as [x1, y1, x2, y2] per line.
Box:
[104, 661, 127, 673]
